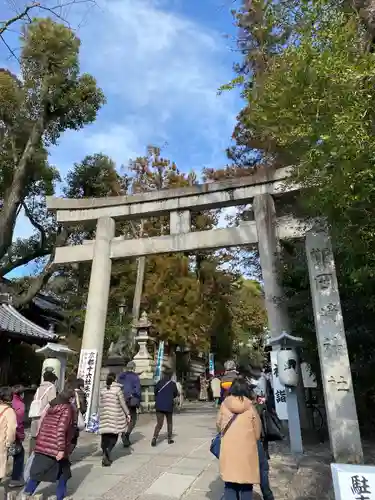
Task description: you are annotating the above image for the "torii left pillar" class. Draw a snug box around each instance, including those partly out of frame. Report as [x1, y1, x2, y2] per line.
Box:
[79, 216, 115, 416]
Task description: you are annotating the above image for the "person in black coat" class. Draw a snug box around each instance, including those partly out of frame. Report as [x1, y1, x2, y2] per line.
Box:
[151, 370, 179, 447]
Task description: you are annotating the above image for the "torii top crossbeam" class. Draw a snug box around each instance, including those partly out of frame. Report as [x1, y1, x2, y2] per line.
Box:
[46, 166, 297, 225]
[45, 166, 307, 265]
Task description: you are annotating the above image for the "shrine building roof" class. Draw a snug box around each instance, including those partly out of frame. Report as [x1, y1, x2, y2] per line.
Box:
[0, 303, 58, 342]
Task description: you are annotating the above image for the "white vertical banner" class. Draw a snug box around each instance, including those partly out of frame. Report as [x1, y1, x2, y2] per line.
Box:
[270, 351, 288, 420]
[77, 349, 98, 424]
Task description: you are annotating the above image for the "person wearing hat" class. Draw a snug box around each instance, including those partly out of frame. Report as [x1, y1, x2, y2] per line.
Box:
[220, 360, 239, 401]
[29, 370, 58, 453]
[117, 361, 141, 447]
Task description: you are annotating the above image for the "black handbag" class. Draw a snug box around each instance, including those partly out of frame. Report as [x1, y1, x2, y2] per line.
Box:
[263, 409, 284, 441]
[8, 440, 23, 457]
[127, 396, 140, 408]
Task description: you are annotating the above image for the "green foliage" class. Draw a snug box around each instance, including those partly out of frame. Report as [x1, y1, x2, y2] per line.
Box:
[0, 17, 105, 273]
[225, 0, 375, 429]
[21, 18, 105, 143]
[64, 154, 123, 199]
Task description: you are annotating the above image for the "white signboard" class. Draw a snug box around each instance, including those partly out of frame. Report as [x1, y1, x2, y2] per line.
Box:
[77, 349, 98, 424]
[270, 351, 288, 420]
[331, 463, 375, 500]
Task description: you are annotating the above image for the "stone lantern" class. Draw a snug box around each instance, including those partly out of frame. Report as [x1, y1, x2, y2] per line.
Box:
[132, 312, 156, 411]
[35, 342, 76, 393]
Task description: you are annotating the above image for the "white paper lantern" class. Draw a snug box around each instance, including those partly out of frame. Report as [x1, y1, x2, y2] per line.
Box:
[277, 349, 299, 387]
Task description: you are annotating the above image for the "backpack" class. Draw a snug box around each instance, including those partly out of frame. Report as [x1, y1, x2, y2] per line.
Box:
[28, 386, 52, 419]
[118, 373, 140, 408]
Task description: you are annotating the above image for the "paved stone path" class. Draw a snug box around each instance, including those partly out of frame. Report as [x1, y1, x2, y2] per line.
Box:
[8, 402, 373, 500]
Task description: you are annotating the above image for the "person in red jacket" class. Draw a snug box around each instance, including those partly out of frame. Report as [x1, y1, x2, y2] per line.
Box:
[23, 386, 76, 500]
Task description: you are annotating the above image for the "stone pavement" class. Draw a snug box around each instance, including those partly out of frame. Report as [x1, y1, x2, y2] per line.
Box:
[10, 402, 370, 500]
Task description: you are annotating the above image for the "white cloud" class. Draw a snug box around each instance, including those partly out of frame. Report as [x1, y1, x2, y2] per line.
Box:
[80, 123, 145, 166]
[69, 0, 239, 169]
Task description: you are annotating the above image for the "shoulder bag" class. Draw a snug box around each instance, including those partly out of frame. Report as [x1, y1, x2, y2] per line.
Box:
[157, 380, 172, 393]
[210, 414, 237, 459]
[28, 385, 53, 419]
[263, 408, 284, 441]
[75, 391, 86, 431]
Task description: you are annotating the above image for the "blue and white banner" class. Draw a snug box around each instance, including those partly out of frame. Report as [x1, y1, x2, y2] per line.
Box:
[209, 353, 215, 376]
[154, 341, 165, 381]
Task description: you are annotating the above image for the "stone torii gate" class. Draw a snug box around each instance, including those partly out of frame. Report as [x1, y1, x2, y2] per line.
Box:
[47, 166, 362, 463]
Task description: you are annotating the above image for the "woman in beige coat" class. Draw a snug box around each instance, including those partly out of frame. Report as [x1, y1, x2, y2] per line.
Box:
[99, 373, 130, 467]
[0, 387, 17, 482]
[217, 377, 261, 500]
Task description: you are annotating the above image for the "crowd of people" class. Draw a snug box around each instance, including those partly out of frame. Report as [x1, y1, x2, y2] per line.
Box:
[0, 357, 277, 500]
[0, 369, 89, 498]
[0, 361, 180, 498]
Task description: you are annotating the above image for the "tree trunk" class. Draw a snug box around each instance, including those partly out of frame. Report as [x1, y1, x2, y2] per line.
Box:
[351, 0, 375, 41]
[0, 118, 44, 260]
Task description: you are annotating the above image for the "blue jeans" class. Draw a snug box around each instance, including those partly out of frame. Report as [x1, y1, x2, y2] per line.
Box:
[11, 442, 25, 481]
[258, 441, 274, 500]
[25, 477, 67, 500]
[224, 482, 253, 500]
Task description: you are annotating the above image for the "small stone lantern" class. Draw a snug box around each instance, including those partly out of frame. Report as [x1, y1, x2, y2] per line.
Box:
[35, 342, 76, 393]
[132, 312, 156, 411]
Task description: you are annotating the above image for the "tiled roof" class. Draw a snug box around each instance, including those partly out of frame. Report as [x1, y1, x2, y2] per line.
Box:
[0, 304, 58, 341]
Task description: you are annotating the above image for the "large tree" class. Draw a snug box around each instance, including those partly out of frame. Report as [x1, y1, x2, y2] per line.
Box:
[0, 17, 105, 302]
[222, 0, 375, 428]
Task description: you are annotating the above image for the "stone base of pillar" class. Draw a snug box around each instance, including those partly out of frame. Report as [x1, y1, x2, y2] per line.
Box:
[139, 378, 156, 412]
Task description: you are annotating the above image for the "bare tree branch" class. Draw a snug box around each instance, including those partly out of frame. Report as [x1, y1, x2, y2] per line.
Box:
[1, 0, 97, 58]
[13, 226, 68, 307]
[0, 33, 20, 62]
[0, 2, 40, 37]
[22, 201, 47, 248]
[0, 246, 50, 276]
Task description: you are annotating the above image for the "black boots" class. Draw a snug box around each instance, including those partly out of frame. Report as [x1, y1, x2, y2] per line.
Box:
[122, 433, 131, 448]
[151, 437, 174, 447]
[102, 449, 112, 467]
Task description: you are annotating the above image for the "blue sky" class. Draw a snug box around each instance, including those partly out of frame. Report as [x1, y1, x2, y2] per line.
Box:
[1, 0, 243, 275]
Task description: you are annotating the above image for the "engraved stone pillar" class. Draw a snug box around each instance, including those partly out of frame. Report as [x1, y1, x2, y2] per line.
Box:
[80, 216, 115, 416]
[306, 228, 363, 463]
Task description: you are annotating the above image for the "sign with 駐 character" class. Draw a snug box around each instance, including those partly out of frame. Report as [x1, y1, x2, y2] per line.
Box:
[331, 463, 375, 500]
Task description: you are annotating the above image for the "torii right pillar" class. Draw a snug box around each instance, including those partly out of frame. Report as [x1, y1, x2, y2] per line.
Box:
[253, 194, 307, 455]
[306, 228, 363, 463]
